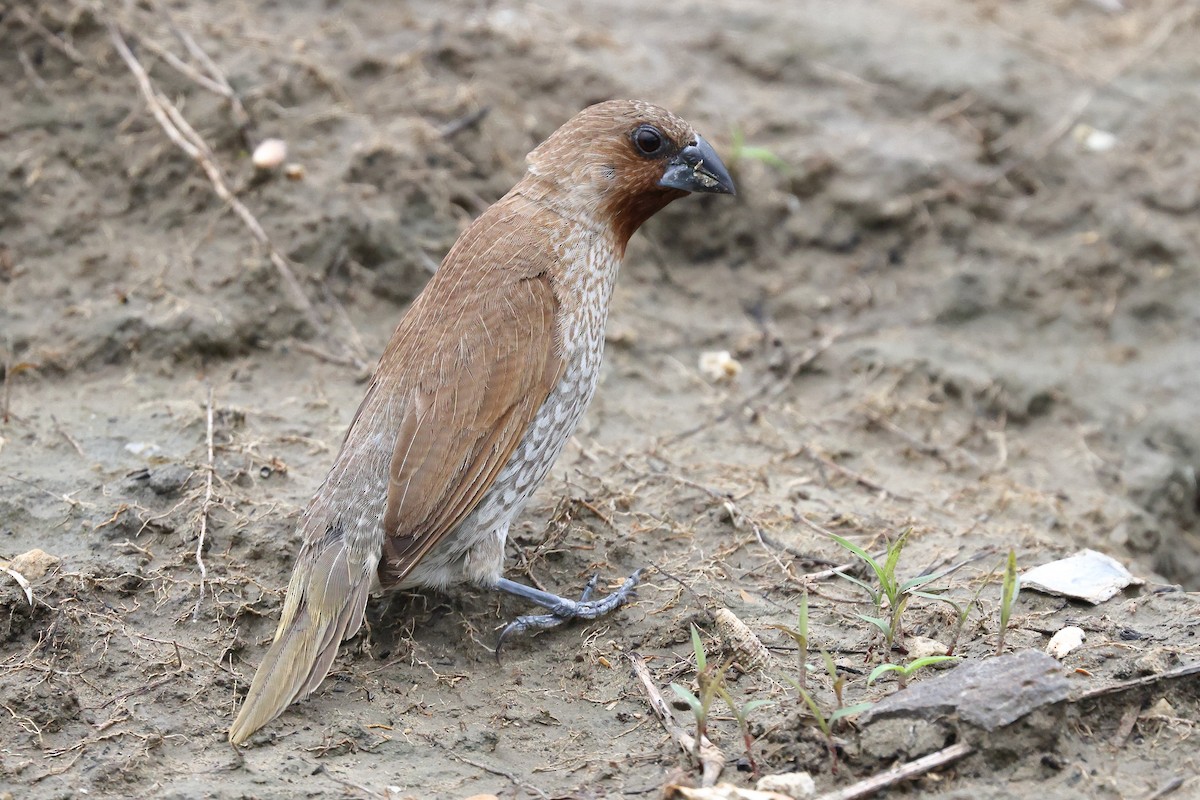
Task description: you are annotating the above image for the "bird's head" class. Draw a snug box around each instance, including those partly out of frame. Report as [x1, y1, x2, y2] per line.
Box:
[525, 100, 736, 247]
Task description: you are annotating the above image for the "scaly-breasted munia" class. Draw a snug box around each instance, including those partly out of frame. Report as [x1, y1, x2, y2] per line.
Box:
[229, 99, 735, 744]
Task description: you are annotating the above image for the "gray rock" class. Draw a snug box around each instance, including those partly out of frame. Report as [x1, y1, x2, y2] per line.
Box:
[860, 650, 1070, 731]
[147, 463, 194, 496]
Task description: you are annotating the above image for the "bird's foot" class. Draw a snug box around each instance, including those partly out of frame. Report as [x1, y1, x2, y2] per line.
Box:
[493, 570, 642, 655]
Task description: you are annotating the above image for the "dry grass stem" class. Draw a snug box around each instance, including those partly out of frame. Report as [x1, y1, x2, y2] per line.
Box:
[813, 742, 973, 800]
[192, 385, 216, 619]
[151, 0, 252, 139]
[788, 445, 908, 501]
[12, 7, 86, 63]
[447, 752, 552, 800]
[105, 19, 366, 368]
[629, 652, 725, 787]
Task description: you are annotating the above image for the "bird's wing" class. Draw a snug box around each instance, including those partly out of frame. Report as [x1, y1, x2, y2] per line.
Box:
[377, 269, 565, 583]
[230, 259, 564, 744]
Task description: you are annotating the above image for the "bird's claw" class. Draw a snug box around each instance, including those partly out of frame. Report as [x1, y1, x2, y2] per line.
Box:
[577, 573, 600, 603]
[495, 570, 641, 658]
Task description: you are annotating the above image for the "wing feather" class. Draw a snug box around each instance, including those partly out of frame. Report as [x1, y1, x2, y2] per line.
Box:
[378, 272, 563, 585]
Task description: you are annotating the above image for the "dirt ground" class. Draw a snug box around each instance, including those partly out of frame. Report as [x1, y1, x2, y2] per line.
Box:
[2, 0, 1198, 797]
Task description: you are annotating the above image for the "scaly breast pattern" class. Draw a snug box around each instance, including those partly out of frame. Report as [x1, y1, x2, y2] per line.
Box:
[399, 220, 621, 590]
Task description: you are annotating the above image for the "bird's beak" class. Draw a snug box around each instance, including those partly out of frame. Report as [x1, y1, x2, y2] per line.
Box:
[658, 135, 736, 196]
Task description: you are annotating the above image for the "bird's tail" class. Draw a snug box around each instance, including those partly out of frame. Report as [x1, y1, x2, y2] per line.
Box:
[228, 544, 372, 744]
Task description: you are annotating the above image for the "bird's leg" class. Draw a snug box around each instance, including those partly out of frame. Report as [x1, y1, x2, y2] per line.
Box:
[493, 569, 641, 651]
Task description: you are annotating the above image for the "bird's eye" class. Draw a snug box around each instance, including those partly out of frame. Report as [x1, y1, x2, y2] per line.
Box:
[632, 125, 666, 157]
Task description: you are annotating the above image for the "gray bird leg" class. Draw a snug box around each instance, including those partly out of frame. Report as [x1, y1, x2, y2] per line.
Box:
[493, 570, 641, 652]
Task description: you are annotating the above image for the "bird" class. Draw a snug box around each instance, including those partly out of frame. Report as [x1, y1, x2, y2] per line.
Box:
[228, 99, 735, 744]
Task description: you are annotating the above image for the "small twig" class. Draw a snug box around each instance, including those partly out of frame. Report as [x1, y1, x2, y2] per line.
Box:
[1144, 777, 1185, 800]
[44, 726, 169, 759]
[1, 349, 11, 424]
[764, 329, 842, 400]
[789, 445, 909, 501]
[299, 760, 376, 799]
[107, 21, 361, 365]
[128, 631, 237, 675]
[753, 523, 795, 581]
[128, 33, 230, 98]
[1071, 661, 1200, 702]
[192, 385, 216, 619]
[572, 496, 615, 527]
[17, 48, 51, 97]
[320, 285, 370, 368]
[643, 470, 841, 591]
[97, 670, 184, 709]
[12, 7, 87, 64]
[629, 652, 724, 787]
[447, 752, 550, 799]
[292, 341, 371, 370]
[439, 105, 490, 139]
[2, 701, 45, 744]
[657, 471, 748, 504]
[30, 750, 83, 783]
[51, 415, 87, 458]
[925, 90, 978, 124]
[151, 0, 253, 141]
[755, 527, 839, 567]
[795, 514, 840, 539]
[861, 409, 963, 468]
[168, 21, 242, 105]
[795, 558, 863, 585]
[813, 741, 973, 800]
[653, 472, 801, 584]
[1111, 702, 1140, 747]
[0, 472, 85, 509]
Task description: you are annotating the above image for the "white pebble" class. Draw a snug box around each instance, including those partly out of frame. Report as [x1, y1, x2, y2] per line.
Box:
[1072, 124, 1116, 153]
[907, 636, 949, 660]
[252, 138, 288, 170]
[1046, 625, 1085, 659]
[757, 771, 816, 797]
[699, 350, 742, 382]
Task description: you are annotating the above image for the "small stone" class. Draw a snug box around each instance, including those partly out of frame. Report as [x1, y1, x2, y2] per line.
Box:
[907, 636, 949, 660]
[252, 138, 288, 170]
[1145, 697, 1175, 718]
[859, 650, 1069, 732]
[756, 771, 816, 797]
[147, 463, 193, 496]
[1134, 649, 1178, 676]
[1045, 626, 1085, 660]
[699, 350, 742, 382]
[1072, 124, 1117, 153]
[10, 548, 61, 580]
